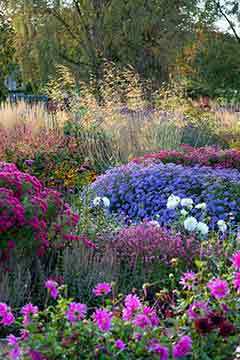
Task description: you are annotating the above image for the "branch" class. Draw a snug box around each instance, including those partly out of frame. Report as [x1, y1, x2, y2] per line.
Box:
[214, 0, 240, 44]
[45, 7, 78, 40]
[58, 51, 89, 68]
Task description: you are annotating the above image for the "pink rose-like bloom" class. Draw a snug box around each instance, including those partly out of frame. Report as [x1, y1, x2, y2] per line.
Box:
[208, 279, 229, 299]
[180, 272, 197, 290]
[93, 309, 112, 332]
[21, 303, 39, 326]
[187, 301, 209, 319]
[93, 282, 112, 297]
[234, 272, 240, 291]
[115, 339, 126, 350]
[0, 302, 8, 316]
[66, 302, 87, 323]
[148, 340, 169, 360]
[173, 336, 192, 358]
[124, 294, 142, 312]
[0, 310, 15, 326]
[45, 280, 59, 299]
[133, 314, 152, 329]
[232, 251, 240, 270]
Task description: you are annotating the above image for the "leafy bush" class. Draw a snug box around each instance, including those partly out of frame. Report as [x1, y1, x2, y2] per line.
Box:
[0, 162, 79, 260]
[133, 146, 240, 169]
[91, 161, 240, 229]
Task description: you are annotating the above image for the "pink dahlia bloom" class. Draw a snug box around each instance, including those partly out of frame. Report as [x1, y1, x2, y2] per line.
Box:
[232, 251, 240, 270]
[21, 303, 39, 326]
[66, 302, 87, 323]
[133, 314, 152, 329]
[173, 336, 192, 358]
[0, 304, 15, 326]
[93, 282, 112, 297]
[180, 272, 197, 290]
[93, 309, 112, 332]
[208, 279, 229, 299]
[124, 294, 142, 312]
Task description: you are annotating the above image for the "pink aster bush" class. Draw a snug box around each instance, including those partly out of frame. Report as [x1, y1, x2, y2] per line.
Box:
[111, 222, 200, 267]
[0, 162, 80, 262]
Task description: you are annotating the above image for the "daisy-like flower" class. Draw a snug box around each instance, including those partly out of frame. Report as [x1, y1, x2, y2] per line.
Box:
[195, 203, 207, 210]
[183, 216, 198, 232]
[180, 272, 197, 290]
[124, 294, 142, 312]
[21, 303, 39, 326]
[133, 314, 152, 329]
[166, 195, 181, 210]
[173, 336, 192, 358]
[187, 301, 209, 319]
[93, 282, 112, 297]
[196, 222, 209, 236]
[232, 251, 240, 270]
[66, 302, 87, 323]
[148, 340, 169, 360]
[217, 220, 227, 233]
[208, 279, 229, 299]
[93, 309, 112, 332]
[180, 198, 194, 208]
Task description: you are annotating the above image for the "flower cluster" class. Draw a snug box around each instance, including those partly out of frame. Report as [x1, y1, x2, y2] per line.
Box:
[0, 163, 80, 261]
[132, 145, 240, 170]
[91, 161, 240, 230]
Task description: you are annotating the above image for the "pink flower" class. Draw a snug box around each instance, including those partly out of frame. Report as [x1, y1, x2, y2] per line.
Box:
[7, 335, 18, 346]
[187, 301, 209, 319]
[0, 311, 15, 326]
[124, 294, 142, 312]
[148, 340, 169, 360]
[0, 302, 8, 315]
[93, 309, 112, 332]
[21, 303, 39, 326]
[66, 302, 87, 323]
[143, 306, 159, 326]
[122, 307, 133, 321]
[208, 279, 229, 299]
[7, 335, 20, 360]
[173, 336, 192, 358]
[115, 339, 126, 350]
[93, 282, 112, 297]
[180, 272, 197, 290]
[133, 314, 152, 329]
[28, 350, 46, 360]
[234, 272, 240, 291]
[232, 251, 240, 270]
[45, 280, 59, 299]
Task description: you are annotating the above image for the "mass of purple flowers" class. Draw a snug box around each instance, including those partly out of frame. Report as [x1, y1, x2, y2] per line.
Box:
[91, 162, 240, 230]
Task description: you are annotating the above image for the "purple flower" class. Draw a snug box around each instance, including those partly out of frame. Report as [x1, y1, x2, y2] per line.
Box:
[148, 340, 169, 360]
[24, 159, 34, 166]
[0, 311, 15, 326]
[93, 309, 112, 332]
[180, 272, 197, 290]
[133, 314, 152, 329]
[173, 336, 192, 358]
[187, 301, 209, 319]
[7, 335, 20, 360]
[115, 339, 126, 350]
[208, 279, 229, 299]
[234, 272, 240, 291]
[232, 251, 240, 270]
[124, 294, 142, 312]
[93, 282, 112, 297]
[66, 302, 87, 323]
[21, 303, 39, 326]
[45, 280, 59, 299]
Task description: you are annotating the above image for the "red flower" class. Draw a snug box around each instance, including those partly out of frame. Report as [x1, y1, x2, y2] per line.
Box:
[219, 320, 235, 337]
[194, 317, 213, 335]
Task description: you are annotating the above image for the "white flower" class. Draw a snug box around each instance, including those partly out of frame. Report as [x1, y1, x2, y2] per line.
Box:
[184, 216, 198, 232]
[149, 220, 160, 228]
[217, 220, 227, 232]
[167, 195, 181, 209]
[197, 222, 209, 235]
[195, 203, 207, 210]
[102, 196, 110, 208]
[181, 198, 194, 208]
[180, 209, 188, 216]
[93, 197, 102, 206]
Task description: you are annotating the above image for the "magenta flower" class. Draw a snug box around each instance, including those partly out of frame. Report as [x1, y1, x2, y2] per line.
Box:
[0, 311, 15, 326]
[21, 303, 39, 326]
[66, 302, 87, 323]
[232, 251, 240, 270]
[208, 279, 229, 299]
[0, 303, 8, 316]
[115, 339, 126, 350]
[124, 294, 142, 312]
[122, 307, 134, 321]
[180, 272, 197, 290]
[93, 309, 112, 332]
[28, 349, 46, 360]
[133, 314, 152, 329]
[187, 301, 209, 319]
[143, 306, 159, 326]
[45, 280, 59, 299]
[234, 272, 240, 291]
[173, 336, 192, 358]
[93, 282, 112, 297]
[7, 335, 20, 360]
[148, 340, 169, 360]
